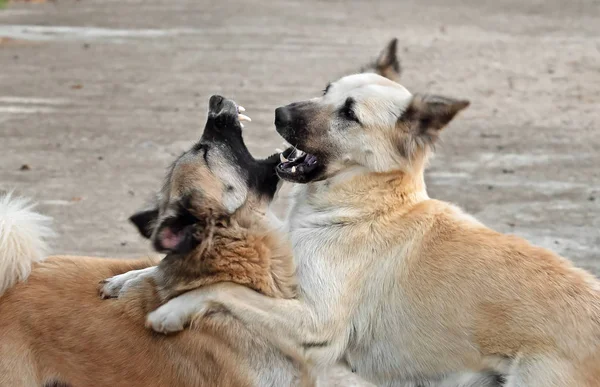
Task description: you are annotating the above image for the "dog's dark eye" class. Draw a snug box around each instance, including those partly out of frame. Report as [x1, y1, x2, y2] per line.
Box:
[323, 83, 332, 96]
[340, 97, 359, 124]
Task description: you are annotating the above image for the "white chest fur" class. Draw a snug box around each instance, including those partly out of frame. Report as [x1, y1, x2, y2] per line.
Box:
[282, 185, 483, 385]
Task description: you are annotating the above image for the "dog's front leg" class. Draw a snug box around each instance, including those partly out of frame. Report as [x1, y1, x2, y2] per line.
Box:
[99, 266, 159, 299]
[147, 283, 350, 367]
[147, 282, 313, 341]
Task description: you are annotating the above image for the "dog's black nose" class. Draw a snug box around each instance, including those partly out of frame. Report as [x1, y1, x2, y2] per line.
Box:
[275, 106, 291, 127]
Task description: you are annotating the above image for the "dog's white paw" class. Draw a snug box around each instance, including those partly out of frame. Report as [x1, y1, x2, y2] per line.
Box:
[146, 303, 190, 334]
[145, 289, 216, 334]
[99, 266, 157, 299]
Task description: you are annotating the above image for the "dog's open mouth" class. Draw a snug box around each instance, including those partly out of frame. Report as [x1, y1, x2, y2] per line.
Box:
[276, 149, 324, 183]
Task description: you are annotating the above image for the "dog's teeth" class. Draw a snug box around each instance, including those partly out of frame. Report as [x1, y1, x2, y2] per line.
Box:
[238, 114, 252, 122]
[238, 106, 246, 112]
[296, 150, 305, 157]
[275, 148, 284, 153]
[291, 166, 297, 173]
[280, 153, 288, 163]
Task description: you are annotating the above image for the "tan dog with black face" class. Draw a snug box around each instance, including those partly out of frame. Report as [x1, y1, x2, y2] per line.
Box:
[0, 39, 407, 387]
[0, 96, 312, 387]
[130, 73, 600, 387]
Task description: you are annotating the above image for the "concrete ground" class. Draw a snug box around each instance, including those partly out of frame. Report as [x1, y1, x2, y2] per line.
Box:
[0, 0, 598, 273]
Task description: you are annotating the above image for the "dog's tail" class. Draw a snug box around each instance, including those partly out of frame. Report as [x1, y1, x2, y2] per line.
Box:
[0, 192, 54, 296]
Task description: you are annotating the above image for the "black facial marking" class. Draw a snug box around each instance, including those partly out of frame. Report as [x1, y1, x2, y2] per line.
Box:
[323, 82, 332, 96]
[340, 97, 360, 124]
[201, 97, 281, 201]
[492, 373, 507, 386]
[250, 152, 281, 199]
[274, 102, 328, 183]
[274, 102, 313, 152]
[131, 95, 283, 252]
[191, 142, 204, 153]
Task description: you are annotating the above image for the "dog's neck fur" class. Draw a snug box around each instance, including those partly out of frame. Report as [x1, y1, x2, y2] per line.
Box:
[298, 164, 429, 220]
[159, 202, 296, 301]
[234, 202, 297, 297]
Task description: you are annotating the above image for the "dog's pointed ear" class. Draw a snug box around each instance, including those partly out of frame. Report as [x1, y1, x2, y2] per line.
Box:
[404, 94, 470, 142]
[374, 38, 401, 81]
[129, 207, 160, 239]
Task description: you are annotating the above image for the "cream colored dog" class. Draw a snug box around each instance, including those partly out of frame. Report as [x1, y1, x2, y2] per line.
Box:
[0, 41, 405, 387]
[109, 73, 600, 387]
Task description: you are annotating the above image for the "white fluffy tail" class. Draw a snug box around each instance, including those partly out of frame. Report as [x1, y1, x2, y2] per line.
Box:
[0, 192, 54, 295]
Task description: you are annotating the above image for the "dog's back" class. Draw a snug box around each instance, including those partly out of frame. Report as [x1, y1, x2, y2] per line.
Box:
[0, 195, 300, 386]
[0, 255, 300, 387]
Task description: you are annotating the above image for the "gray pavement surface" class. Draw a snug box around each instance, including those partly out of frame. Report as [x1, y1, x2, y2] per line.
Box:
[0, 0, 598, 273]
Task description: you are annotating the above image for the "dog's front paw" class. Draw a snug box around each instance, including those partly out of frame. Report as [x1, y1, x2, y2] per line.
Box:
[98, 277, 122, 299]
[146, 306, 187, 334]
[145, 289, 215, 334]
[98, 266, 158, 299]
